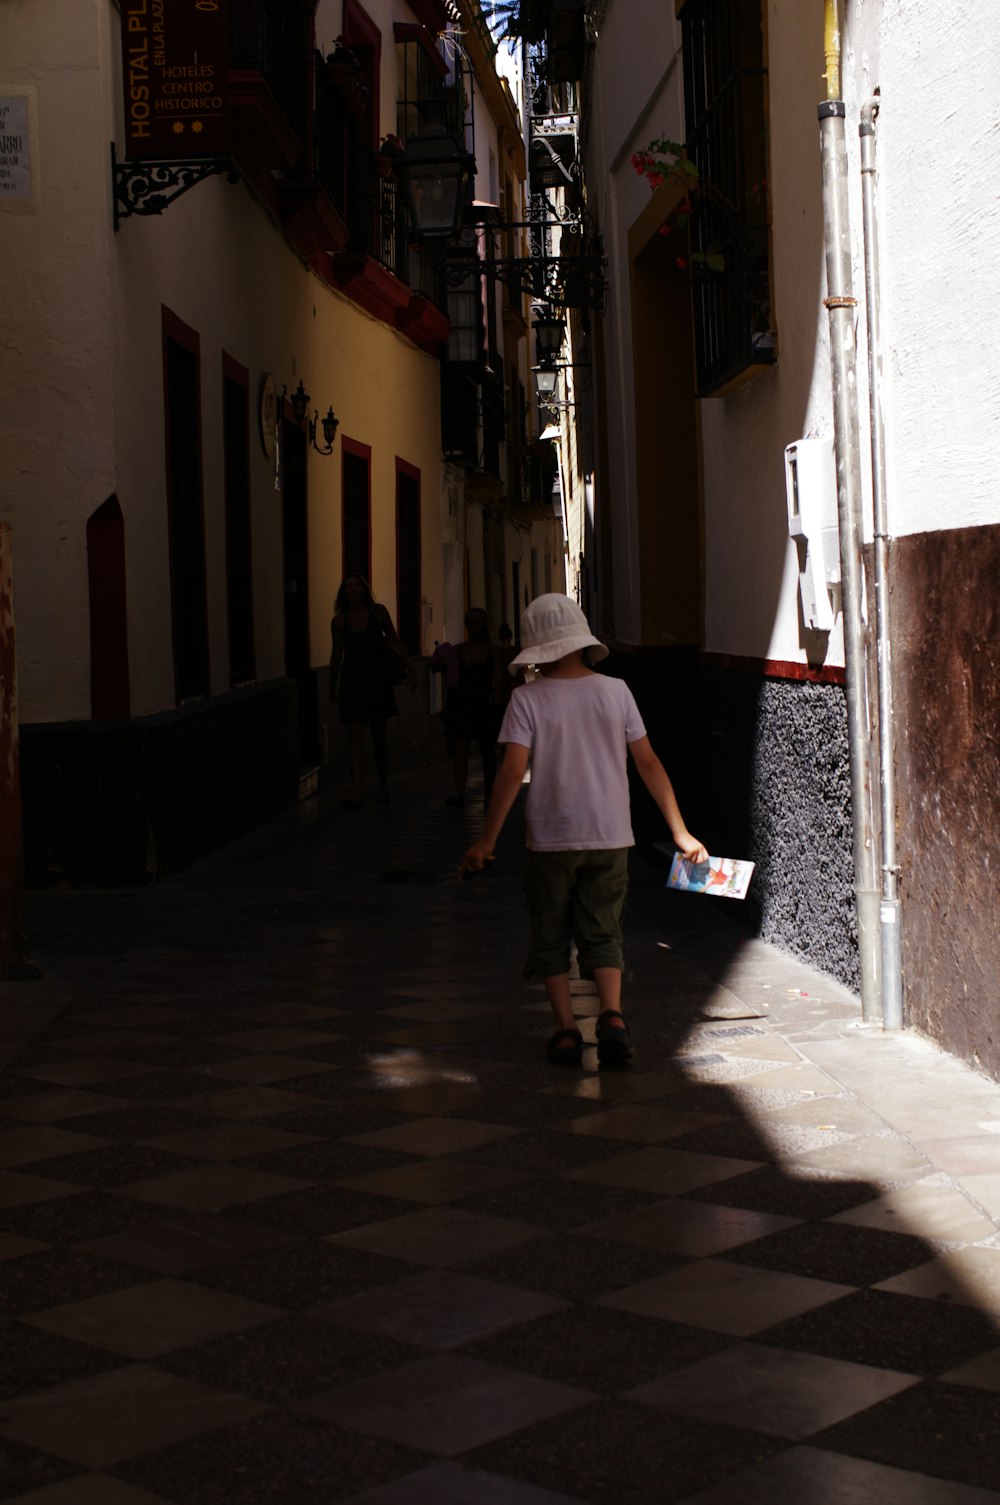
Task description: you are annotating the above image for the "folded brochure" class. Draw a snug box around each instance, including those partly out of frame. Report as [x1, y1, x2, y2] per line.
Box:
[659, 846, 755, 900]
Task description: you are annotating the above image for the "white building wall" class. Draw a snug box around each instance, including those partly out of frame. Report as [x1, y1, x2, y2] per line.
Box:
[1, 0, 118, 721]
[872, 0, 1000, 538]
[701, 0, 1000, 668]
[701, 2, 846, 668]
[583, 1, 686, 644]
[1, 0, 453, 725]
[112, 176, 446, 716]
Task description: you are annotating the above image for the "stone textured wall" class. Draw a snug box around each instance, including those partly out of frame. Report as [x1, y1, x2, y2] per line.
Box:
[891, 525, 1000, 1079]
[699, 667, 858, 993]
[607, 650, 858, 995]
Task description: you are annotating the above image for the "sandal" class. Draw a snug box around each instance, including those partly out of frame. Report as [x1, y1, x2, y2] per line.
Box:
[546, 1027, 584, 1066]
[595, 1010, 634, 1065]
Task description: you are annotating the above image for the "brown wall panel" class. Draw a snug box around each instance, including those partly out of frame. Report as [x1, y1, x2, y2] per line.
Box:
[892, 524, 1000, 1076]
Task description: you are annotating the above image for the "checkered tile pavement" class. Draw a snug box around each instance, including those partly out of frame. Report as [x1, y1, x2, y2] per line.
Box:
[2, 768, 1000, 1504]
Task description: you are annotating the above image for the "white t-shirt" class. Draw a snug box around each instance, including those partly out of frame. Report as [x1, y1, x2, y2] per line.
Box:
[498, 673, 647, 851]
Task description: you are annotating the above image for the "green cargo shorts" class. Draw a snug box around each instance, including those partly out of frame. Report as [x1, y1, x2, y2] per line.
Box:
[524, 848, 629, 979]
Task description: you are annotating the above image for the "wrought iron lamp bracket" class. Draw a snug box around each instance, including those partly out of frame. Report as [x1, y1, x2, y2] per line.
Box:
[112, 144, 239, 230]
[440, 253, 605, 311]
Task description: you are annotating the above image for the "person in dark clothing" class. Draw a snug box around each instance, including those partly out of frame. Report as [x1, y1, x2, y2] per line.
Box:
[441, 607, 498, 808]
[329, 573, 415, 807]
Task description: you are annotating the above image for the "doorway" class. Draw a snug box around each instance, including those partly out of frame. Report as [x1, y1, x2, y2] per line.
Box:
[281, 419, 317, 767]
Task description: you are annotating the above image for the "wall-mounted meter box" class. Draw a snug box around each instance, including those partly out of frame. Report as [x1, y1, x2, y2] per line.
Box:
[784, 437, 841, 632]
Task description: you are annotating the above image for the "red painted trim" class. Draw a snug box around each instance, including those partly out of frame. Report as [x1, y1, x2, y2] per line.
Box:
[221, 352, 248, 386]
[331, 255, 451, 351]
[701, 650, 846, 686]
[402, 0, 451, 34]
[161, 306, 209, 706]
[332, 252, 413, 321]
[397, 292, 452, 353]
[393, 23, 449, 79]
[342, 0, 382, 152]
[279, 179, 352, 259]
[341, 437, 373, 586]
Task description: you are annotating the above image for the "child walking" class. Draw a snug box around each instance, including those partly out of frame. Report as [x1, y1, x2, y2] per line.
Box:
[462, 594, 707, 1066]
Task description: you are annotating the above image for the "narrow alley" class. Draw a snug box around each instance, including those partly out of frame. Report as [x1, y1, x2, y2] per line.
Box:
[2, 770, 1000, 1504]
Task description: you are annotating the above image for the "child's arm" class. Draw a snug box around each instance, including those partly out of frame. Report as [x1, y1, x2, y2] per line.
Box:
[628, 736, 708, 863]
[462, 742, 530, 872]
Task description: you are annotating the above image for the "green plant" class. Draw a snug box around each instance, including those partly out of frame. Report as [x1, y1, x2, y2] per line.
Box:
[630, 138, 724, 273]
[632, 136, 770, 278]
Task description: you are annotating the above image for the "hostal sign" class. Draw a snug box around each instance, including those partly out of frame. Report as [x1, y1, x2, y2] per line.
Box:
[121, 0, 230, 160]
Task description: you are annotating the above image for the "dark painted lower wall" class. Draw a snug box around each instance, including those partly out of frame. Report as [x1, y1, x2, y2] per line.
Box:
[892, 524, 1000, 1080]
[607, 646, 858, 994]
[700, 666, 858, 993]
[21, 678, 298, 888]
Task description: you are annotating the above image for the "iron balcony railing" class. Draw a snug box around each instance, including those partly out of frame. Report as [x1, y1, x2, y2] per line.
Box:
[229, 0, 308, 143]
[682, 0, 774, 393]
[347, 149, 409, 282]
[313, 51, 347, 215]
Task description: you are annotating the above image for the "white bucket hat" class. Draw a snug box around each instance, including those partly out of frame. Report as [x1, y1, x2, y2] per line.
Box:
[508, 593, 609, 671]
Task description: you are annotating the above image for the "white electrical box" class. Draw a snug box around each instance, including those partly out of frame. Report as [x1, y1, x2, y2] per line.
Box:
[784, 437, 841, 631]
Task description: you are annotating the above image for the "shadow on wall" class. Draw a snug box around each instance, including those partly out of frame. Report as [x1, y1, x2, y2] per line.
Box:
[604, 641, 859, 999]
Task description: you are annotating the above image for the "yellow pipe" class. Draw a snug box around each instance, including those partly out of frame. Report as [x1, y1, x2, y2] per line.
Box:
[824, 0, 841, 99]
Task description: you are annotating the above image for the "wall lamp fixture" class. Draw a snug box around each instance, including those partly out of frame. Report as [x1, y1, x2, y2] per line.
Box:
[283, 381, 339, 456]
[394, 135, 607, 312]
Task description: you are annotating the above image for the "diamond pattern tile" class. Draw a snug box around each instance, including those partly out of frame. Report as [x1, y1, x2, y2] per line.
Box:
[113, 1411, 431, 1505]
[4, 769, 1000, 1504]
[626, 1340, 918, 1438]
[23, 1277, 286, 1358]
[299, 1352, 590, 1455]
[0, 1364, 263, 1469]
[314, 1267, 568, 1348]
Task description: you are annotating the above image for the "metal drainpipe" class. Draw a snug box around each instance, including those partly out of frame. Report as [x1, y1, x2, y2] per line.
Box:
[860, 98, 903, 1030]
[819, 3, 882, 1023]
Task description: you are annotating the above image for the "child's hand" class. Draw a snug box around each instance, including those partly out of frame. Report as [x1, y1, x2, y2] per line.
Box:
[460, 840, 495, 879]
[675, 833, 709, 865]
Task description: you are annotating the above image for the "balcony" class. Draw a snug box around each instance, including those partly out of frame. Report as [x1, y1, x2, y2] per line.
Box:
[228, 0, 309, 175]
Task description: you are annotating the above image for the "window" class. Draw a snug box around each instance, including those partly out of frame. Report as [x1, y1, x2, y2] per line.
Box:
[342, 440, 371, 581]
[395, 462, 421, 655]
[162, 309, 209, 702]
[222, 358, 255, 686]
[441, 366, 479, 468]
[229, 0, 310, 144]
[507, 366, 526, 506]
[446, 257, 485, 364]
[681, 0, 773, 394]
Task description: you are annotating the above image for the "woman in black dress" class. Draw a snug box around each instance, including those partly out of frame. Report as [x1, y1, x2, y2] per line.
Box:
[329, 574, 415, 806]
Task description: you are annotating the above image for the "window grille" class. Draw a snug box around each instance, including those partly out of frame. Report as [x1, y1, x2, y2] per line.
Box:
[681, 0, 774, 394]
[229, 0, 308, 141]
[342, 450, 370, 580]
